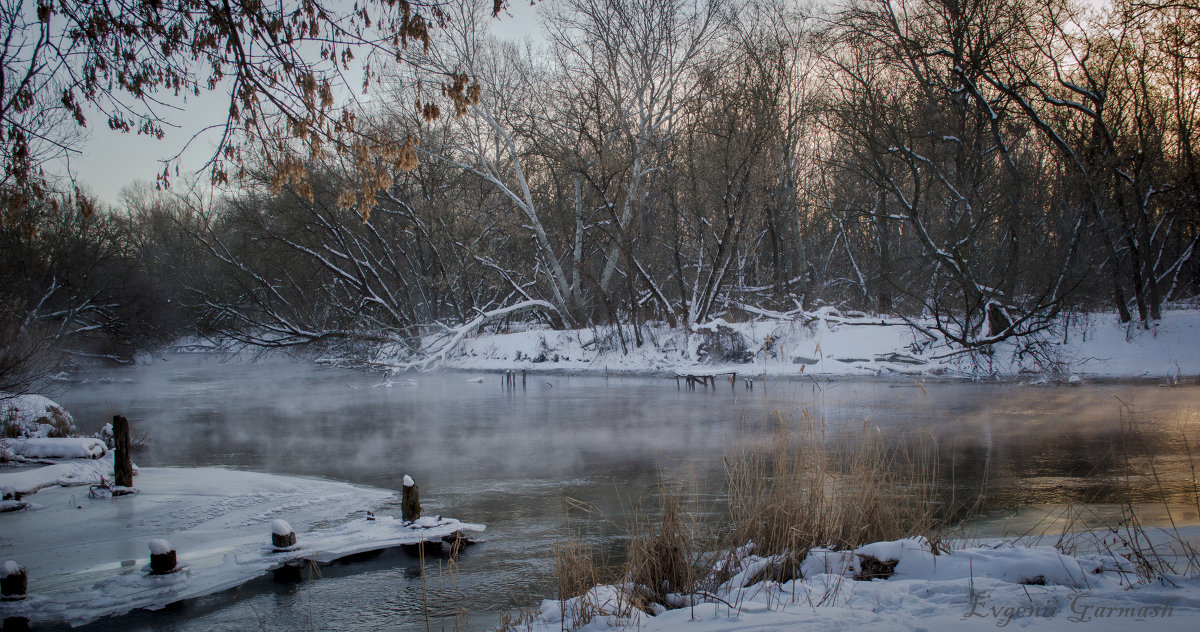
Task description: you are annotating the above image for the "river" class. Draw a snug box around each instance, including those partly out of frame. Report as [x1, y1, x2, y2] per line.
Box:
[44, 353, 1200, 631]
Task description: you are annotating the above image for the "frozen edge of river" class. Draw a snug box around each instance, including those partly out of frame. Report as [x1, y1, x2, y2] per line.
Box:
[0, 466, 483, 627]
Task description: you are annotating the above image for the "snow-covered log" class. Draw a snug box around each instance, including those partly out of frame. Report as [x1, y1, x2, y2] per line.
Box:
[1, 438, 106, 460]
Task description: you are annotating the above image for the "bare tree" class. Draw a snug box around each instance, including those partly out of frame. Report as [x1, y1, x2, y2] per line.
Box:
[822, 0, 1087, 346]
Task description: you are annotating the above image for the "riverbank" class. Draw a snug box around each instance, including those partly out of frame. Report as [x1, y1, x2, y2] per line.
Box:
[362, 306, 1200, 382]
[526, 530, 1200, 632]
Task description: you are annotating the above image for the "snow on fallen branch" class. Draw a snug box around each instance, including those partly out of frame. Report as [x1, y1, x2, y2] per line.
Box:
[384, 300, 557, 372]
[735, 302, 911, 327]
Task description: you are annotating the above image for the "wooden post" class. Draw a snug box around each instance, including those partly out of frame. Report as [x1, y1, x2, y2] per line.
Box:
[731, 372, 736, 390]
[402, 475, 421, 522]
[148, 540, 176, 574]
[112, 415, 133, 488]
[271, 519, 297, 548]
[1, 561, 26, 600]
[522, 370, 527, 388]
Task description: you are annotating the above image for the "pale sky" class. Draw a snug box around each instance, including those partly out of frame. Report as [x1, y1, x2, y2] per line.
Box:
[73, 1, 544, 208]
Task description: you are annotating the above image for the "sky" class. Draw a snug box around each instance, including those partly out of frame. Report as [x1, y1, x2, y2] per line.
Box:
[72, 1, 545, 208]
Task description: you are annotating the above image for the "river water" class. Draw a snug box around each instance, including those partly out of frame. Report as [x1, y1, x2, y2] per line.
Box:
[45, 353, 1200, 631]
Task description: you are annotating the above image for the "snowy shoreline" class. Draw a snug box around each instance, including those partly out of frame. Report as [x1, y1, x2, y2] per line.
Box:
[162, 307, 1200, 383]
[525, 531, 1200, 632]
[343, 307, 1200, 382]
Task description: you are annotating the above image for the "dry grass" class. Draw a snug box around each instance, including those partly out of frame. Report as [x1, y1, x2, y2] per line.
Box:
[553, 532, 604, 608]
[726, 412, 945, 558]
[624, 485, 721, 609]
[552, 411, 950, 616]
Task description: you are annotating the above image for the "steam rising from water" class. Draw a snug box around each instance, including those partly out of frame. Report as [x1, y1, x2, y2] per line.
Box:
[53, 354, 1200, 631]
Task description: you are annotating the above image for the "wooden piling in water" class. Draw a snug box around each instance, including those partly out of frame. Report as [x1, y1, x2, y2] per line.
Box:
[148, 540, 177, 574]
[1, 561, 26, 600]
[402, 475, 421, 522]
[112, 415, 133, 488]
[271, 519, 297, 548]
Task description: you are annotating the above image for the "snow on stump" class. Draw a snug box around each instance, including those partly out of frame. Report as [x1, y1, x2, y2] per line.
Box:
[271, 519, 297, 549]
[1, 561, 26, 600]
[148, 539, 176, 574]
[112, 415, 134, 488]
[402, 475, 421, 522]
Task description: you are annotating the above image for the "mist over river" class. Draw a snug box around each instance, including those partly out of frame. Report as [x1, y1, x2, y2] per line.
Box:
[46, 353, 1200, 631]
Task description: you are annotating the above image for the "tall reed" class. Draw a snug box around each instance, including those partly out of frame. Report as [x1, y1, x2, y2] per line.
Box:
[552, 411, 949, 613]
[726, 412, 944, 557]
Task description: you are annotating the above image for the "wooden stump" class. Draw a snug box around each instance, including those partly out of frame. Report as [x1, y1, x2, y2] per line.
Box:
[112, 415, 134, 488]
[149, 550, 176, 574]
[271, 519, 297, 548]
[0, 561, 26, 600]
[148, 539, 176, 574]
[402, 475, 421, 522]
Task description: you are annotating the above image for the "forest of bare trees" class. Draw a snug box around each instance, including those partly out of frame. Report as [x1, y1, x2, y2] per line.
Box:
[2, 0, 1198, 385]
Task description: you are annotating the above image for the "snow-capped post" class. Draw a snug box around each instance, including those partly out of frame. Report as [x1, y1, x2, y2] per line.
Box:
[148, 539, 176, 574]
[402, 475, 421, 522]
[112, 415, 133, 488]
[271, 519, 297, 548]
[1, 560, 26, 600]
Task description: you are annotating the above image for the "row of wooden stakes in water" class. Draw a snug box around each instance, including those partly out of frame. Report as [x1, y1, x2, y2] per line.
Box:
[1, 476, 424, 601]
[0, 517, 302, 604]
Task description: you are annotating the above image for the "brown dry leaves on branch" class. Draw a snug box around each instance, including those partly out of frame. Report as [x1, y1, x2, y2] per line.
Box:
[1, 0, 499, 224]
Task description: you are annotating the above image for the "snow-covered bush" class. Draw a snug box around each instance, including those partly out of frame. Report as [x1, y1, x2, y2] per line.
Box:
[692, 322, 753, 364]
[1, 394, 77, 439]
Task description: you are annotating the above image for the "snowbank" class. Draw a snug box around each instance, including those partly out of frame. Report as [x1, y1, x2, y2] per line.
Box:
[372, 307, 1200, 380]
[0, 467, 483, 627]
[0, 393, 77, 438]
[1, 437, 107, 460]
[0, 452, 117, 494]
[531, 533, 1200, 632]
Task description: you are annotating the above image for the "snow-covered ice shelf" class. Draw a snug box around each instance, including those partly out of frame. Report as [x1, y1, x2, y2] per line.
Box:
[0, 467, 483, 627]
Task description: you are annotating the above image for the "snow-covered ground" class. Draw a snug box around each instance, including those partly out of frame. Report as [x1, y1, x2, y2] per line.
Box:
[0, 465, 482, 627]
[370, 307, 1200, 380]
[528, 533, 1200, 632]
